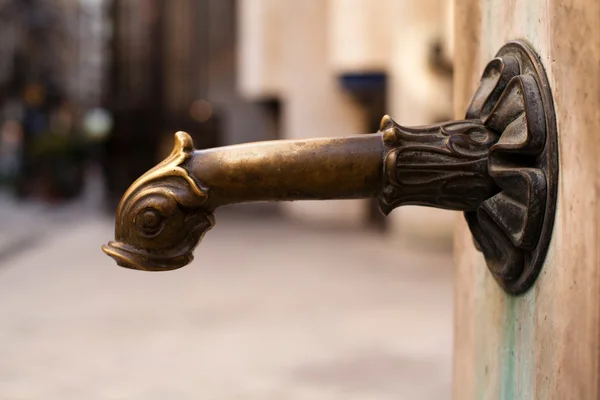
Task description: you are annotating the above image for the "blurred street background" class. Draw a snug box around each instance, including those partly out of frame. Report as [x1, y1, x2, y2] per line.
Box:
[0, 0, 456, 398]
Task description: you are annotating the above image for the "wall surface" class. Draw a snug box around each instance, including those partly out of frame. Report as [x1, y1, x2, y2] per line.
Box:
[237, 0, 283, 100]
[328, 0, 393, 74]
[453, 0, 600, 399]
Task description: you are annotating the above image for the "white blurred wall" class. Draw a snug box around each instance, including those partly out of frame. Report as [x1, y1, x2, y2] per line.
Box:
[328, 0, 393, 74]
[237, 0, 284, 100]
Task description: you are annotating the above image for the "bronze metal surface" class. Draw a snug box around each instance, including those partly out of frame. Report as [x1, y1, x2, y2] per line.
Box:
[103, 40, 558, 295]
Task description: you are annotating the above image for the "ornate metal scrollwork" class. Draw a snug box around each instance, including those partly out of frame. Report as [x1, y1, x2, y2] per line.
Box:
[378, 117, 499, 214]
[377, 41, 557, 294]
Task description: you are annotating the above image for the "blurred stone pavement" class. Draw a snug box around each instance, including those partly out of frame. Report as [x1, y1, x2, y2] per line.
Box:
[0, 193, 454, 399]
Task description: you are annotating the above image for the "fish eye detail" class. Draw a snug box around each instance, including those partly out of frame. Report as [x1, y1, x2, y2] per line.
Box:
[135, 208, 165, 237]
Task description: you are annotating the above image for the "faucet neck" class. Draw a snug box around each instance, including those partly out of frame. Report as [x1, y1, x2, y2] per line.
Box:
[189, 134, 385, 209]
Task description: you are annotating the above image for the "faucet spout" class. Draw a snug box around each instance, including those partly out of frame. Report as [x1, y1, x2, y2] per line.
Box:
[101, 130, 394, 272]
[102, 116, 498, 272]
[101, 40, 560, 296]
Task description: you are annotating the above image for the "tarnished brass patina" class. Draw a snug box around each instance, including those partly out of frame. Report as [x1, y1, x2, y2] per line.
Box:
[103, 41, 558, 294]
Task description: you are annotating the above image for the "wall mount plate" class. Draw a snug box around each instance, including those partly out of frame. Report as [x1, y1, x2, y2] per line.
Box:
[464, 40, 558, 295]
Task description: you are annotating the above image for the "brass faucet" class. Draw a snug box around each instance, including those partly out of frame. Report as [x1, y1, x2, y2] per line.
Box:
[102, 41, 558, 295]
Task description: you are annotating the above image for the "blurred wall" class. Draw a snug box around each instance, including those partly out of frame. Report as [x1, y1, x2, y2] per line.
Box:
[238, 0, 369, 227]
[237, 0, 456, 243]
[328, 0, 393, 74]
[237, 0, 283, 100]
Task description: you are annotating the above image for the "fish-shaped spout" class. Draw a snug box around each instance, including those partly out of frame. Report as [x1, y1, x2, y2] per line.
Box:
[102, 116, 498, 271]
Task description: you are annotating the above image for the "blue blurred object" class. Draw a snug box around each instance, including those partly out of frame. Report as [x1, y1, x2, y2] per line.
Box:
[338, 72, 387, 101]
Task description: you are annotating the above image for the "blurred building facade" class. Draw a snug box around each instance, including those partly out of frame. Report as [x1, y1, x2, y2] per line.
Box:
[237, 0, 456, 246]
[103, 0, 277, 208]
[0, 0, 278, 208]
[0, 0, 458, 245]
[0, 0, 104, 201]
